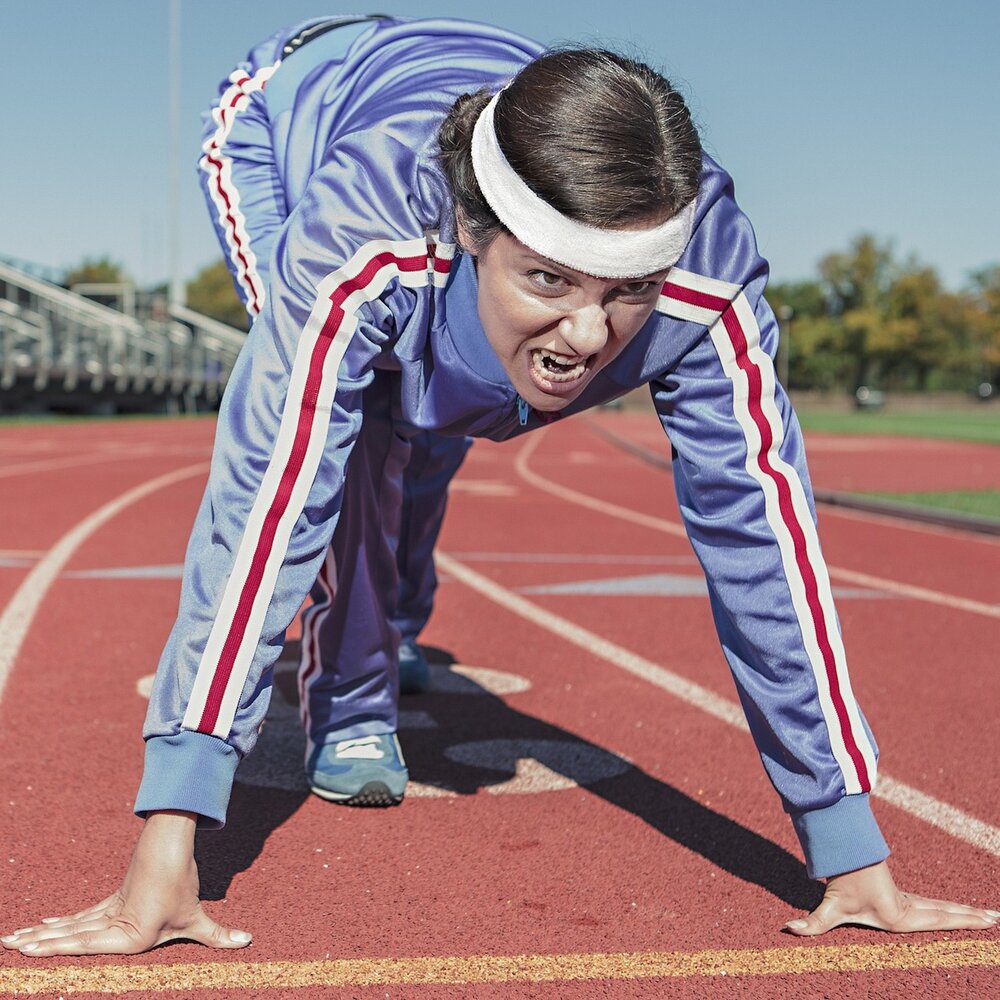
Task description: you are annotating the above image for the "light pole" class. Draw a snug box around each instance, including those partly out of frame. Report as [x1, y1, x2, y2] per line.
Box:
[168, 0, 184, 309]
[777, 304, 794, 389]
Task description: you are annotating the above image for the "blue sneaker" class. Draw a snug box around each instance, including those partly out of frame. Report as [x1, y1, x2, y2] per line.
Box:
[398, 640, 430, 695]
[307, 734, 408, 806]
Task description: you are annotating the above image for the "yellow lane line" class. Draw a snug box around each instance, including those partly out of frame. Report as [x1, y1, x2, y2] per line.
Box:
[2, 941, 999, 995]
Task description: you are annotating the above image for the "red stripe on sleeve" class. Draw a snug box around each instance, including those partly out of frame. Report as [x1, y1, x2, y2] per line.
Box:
[720, 305, 871, 791]
[661, 281, 731, 314]
[195, 251, 426, 733]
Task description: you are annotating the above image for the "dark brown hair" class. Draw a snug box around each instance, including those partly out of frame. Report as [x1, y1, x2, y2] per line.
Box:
[438, 48, 702, 252]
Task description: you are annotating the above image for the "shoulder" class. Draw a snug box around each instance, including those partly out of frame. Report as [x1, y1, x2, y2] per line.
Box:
[673, 153, 769, 292]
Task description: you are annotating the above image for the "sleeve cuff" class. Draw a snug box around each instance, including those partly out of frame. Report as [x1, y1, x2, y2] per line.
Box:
[133, 731, 240, 829]
[790, 793, 890, 879]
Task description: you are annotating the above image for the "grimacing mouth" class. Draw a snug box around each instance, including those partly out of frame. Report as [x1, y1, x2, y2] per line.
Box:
[530, 347, 590, 383]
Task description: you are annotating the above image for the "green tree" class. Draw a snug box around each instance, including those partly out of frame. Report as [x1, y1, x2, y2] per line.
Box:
[818, 234, 896, 389]
[873, 266, 954, 389]
[186, 259, 250, 330]
[65, 256, 130, 288]
[767, 279, 830, 389]
[968, 266, 1000, 385]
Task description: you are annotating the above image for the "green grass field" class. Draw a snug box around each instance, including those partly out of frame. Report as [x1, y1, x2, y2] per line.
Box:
[792, 402, 1000, 521]
[861, 489, 1000, 521]
[795, 407, 1000, 445]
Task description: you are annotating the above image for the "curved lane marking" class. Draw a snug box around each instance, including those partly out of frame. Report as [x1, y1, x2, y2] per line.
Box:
[0, 449, 163, 480]
[0, 462, 210, 706]
[1, 940, 998, 993]
[431, 432, 1000, 856]
[513, 431, 1000, 618]
[436, 550, 1000, 855]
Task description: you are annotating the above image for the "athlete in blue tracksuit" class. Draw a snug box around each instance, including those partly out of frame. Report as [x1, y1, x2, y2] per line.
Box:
[8, 15, 995, 960]
[134, 13, 885, 879]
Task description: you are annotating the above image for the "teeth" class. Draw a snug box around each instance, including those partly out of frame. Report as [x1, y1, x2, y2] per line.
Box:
[532, 349, 587, 383]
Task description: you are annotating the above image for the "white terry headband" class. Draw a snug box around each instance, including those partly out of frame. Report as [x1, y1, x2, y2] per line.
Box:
[470, 91, 696, 279]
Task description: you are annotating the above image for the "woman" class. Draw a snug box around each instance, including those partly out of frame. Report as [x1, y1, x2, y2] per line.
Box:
[4, 15, 995, 955]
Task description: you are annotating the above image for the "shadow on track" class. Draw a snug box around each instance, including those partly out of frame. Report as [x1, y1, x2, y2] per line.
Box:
[196, 644, 822, 911]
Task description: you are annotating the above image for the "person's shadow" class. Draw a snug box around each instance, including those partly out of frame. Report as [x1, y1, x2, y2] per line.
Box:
[196, 643, 822, 911]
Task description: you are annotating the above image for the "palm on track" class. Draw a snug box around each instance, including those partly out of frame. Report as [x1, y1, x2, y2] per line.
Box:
[785, 861, 1000, 936]
[1, 811, 251, 957]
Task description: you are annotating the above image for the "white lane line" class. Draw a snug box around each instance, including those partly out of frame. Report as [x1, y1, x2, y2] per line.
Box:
[436, 551, 748, 732]
[0, 444, 212, 480]
[513, 432, 1000, 619]
[446, 552, 697, 565]
[0, 463, 209, 706]
[436, 550, 1000, 858]
[876, 776, 1000, 856]
[819, 501, 1000, 549]
[0, 451, 158, 480]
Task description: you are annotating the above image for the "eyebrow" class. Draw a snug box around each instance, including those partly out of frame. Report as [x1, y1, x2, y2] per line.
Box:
[516, 250, 667, 286]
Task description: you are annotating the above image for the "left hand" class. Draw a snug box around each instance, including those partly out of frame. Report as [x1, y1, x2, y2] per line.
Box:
[784, 860, 999, 935]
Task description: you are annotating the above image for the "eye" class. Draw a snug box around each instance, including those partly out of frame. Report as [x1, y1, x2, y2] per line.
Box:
[614, 280, 661, 301]
[527, 269, 571, 293]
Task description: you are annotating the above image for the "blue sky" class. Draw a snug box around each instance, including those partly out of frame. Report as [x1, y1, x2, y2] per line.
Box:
[2, 1, 996, 291]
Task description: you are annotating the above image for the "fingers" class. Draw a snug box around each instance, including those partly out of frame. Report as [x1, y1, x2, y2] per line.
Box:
[6, 918, 116, 947]
[3, 901, 251, 957]
[884, 896, 999, 933]
[177, 910, 252, 950]
[41, 896, 119, 925]
[785, 894, 1000, 937]
[4, 916, 250, 956]
[903, 892, 1000, 919]
[6, 925, 146, 957]
[2, 895, 121, 950]
[784, 898, 850, 937]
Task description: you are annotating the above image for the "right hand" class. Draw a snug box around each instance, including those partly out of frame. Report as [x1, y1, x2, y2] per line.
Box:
[1, 810, 252, 957]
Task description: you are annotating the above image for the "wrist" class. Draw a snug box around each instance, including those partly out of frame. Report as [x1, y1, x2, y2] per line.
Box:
[140, 810, 198, 858]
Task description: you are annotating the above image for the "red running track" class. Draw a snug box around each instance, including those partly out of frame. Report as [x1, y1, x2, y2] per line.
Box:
[0, 412, 998, 998]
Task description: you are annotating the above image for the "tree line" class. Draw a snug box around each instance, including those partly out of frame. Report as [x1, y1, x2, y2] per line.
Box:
[63, 233, 1000, 394]
[768, 235, 998, 393]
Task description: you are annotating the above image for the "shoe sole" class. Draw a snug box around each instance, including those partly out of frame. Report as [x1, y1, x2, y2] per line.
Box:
[309, 779, 405, 807]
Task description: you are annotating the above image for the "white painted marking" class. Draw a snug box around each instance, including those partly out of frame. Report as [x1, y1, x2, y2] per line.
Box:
[876, 775, 1000, 856]
[826, 566, 1000, 617]
[0, 444, 212, 480]
[514, 432, 1000, 619]
[447, 552, 697, 565]
[514, 433, 688, 539]
[66, 564, 184, 580]
[184, 661, 537, 794]
[445, 738, 632, 795]
[0, 463, 210, 707]
[436, 551, 748, 733]
[0, 450, 156, 480]
[447, 480, 519, 496]
[435, 550, 1000, 858]
[446, 664, 532, 696]
[820, 503, 1000, 549]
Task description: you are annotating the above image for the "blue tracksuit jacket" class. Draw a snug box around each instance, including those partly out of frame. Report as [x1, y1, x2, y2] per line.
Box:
[135, 15, 888, 879]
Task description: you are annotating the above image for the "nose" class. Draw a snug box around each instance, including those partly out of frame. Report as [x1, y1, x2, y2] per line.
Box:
[557, 304, 609, 356]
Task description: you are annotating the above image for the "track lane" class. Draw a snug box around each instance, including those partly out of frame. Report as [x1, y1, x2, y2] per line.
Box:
[502, 422, 1000, 838]
[1, 415, 997, 998]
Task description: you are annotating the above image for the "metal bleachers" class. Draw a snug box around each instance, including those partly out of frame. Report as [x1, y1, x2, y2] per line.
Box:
[0, 261, 246, 414]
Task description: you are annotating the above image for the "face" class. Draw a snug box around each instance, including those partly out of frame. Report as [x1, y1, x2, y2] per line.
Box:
[464, 231, 667, 412]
